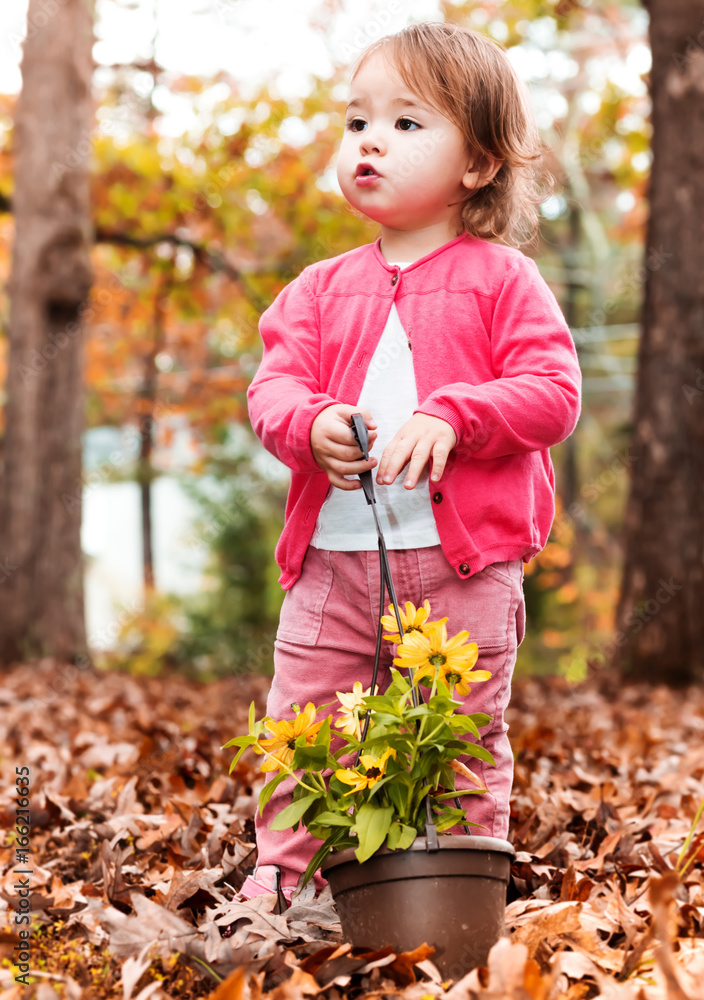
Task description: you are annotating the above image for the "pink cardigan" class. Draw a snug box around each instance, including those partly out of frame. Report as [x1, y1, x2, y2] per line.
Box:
[247, 231, 582, 590]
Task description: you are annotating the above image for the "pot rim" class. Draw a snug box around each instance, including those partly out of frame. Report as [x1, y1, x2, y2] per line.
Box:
[321, 834, 515, 872]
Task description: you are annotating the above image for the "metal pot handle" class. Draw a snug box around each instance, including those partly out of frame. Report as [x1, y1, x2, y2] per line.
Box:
[349, 414, 469, 843]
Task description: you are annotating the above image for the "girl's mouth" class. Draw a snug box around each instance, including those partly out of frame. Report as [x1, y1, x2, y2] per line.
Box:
[355, 162, 382, 186]
[355, 170, 382, 187]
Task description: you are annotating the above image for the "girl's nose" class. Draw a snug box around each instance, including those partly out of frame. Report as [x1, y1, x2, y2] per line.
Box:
[360, 135, 383, 156]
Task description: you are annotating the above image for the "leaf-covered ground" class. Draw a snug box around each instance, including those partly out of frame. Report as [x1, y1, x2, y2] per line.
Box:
[1, 659, 704, 1000]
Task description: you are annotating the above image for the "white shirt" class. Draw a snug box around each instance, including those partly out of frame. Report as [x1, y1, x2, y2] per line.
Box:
[310, 262, 442, 551]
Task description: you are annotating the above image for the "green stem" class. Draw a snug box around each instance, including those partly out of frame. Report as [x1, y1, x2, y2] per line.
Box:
[257, 748, 321, 795]
[676, 792, 704, 874]
[189, 956, 224, 983]
[409, 715, 426, 774]
[409, 667, 440, 770]
[430, 672, 439, 702]
[679, 850, 700, 879]
[419, 721, 445, 746]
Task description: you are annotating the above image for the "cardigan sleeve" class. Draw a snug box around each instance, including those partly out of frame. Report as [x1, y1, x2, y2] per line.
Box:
[246, 268, 339, 475]
[414, 254, 582, 459]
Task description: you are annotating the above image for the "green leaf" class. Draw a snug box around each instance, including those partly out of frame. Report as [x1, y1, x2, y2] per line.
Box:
[404, 705, 432, 722]
[386, 821, 402, 850]
[449, 716, 480, 738]
[362, 733, 414, 757]
[352, 804, 394, 863]
[362, 696, 403, 717]
[434, 807, 467, 832]
[457, 742, 496, 765]
[302, 843, 333, 887]
[301, 827, 353, 887]
[332, 731, 360, 750]
[291, 743, 328, 771]
[470, 713, 492, 728]
[387, 821, 417, 851]
[221, 733, 253, 750]
[313, 811, 354, 827]
[367, 773, 396, 802]
[433, 789, 487, 801]
[358, 712, 402, 730]
[427, 695, 458, 715]
[386, 777, 411, 816]
[269, 792, 321, 830]
[314, 715, 331, 748]
[226, 746, 247, 772]
[397, 823, 417, 849]
[435, 809, 486, 832]
[389, 667, 410, 692]
[257, 771, 288, 816]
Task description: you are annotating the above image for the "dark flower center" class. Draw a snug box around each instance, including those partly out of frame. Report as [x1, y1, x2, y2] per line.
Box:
[429, 654, 447, 666]
[445, 671, 461, 684]
[365, 766, 382, 779]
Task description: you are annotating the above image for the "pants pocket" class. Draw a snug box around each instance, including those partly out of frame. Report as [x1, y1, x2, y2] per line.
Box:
[482, 560, 514, 586]
[457, 565, 515, 650]
[275, 547, 332, 646]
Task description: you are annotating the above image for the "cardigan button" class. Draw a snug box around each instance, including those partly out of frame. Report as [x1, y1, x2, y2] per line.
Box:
[390, 273, 398, 285]
[459, 563, 471, 575]
[432, 492, 443, 503]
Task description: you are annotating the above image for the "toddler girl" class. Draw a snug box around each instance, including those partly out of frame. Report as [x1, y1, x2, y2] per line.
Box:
[241, 20, 581, 901]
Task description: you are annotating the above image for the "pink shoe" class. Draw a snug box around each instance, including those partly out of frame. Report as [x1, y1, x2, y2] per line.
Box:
[237, 865, 295, 907]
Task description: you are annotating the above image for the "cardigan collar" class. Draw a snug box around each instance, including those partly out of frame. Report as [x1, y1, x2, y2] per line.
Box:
[371, 230, 474, 273]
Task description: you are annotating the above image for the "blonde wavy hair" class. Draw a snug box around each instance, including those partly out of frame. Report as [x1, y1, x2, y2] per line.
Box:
[349, 21, 554, 250]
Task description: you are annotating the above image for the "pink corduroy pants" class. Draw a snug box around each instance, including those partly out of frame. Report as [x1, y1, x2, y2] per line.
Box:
[255, 543, 526, 892]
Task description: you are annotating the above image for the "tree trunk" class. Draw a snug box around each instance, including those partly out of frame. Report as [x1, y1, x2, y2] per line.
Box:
[614, 0, 704, 684]
[0, 0, 94, 666]
[560, 203, 582, 515]
[138, 283, 167, 593]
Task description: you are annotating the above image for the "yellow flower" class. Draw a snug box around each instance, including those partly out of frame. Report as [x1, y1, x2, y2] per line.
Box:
[252, 702, 324, 773]
[334, 681, 378, 739]
[334, 747, 397, 796]
[394, 621, 491, 695]
[379, 599, 448, 645]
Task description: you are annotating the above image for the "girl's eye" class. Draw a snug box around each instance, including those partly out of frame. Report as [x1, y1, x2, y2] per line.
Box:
[344, 117, 421, 132]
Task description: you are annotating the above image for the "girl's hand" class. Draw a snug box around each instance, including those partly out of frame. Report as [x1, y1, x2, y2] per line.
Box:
[311, 403, 378, 491]
[376, 413, 457, 489]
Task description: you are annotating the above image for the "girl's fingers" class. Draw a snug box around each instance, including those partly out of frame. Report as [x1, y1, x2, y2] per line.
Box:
[327, 455, 377, 489]
[329, 437, 377, 461]
[328, 472, 365, 490]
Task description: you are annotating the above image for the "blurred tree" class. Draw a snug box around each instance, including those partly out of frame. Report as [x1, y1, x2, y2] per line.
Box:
[96, 428, 288, 681]
[172, 434, 288, 679]
[0, 0, 656, 676]
[0, 0, 94, 667]
[615, 0, 704, 684]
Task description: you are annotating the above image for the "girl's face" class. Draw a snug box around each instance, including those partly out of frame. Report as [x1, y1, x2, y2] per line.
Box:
[337, 49, 494, 234]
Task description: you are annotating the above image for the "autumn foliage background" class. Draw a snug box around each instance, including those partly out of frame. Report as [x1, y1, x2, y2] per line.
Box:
[5, 1, 704, 998]
[0, 0, 653, 683]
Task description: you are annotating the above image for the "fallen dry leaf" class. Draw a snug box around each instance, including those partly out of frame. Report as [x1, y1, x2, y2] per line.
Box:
[2, 662, 704, 999]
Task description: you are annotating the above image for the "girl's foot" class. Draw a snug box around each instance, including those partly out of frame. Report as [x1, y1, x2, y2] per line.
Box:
[237, 865, 296, 903]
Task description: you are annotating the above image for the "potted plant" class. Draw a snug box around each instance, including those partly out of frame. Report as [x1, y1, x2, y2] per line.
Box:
[222, 601, 514, 976]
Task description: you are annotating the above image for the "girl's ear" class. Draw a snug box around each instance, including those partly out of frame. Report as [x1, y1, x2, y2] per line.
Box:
[461, 154, 504, 192]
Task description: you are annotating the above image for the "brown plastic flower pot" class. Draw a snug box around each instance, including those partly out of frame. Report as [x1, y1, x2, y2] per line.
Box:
[321, 834, 514, 978]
